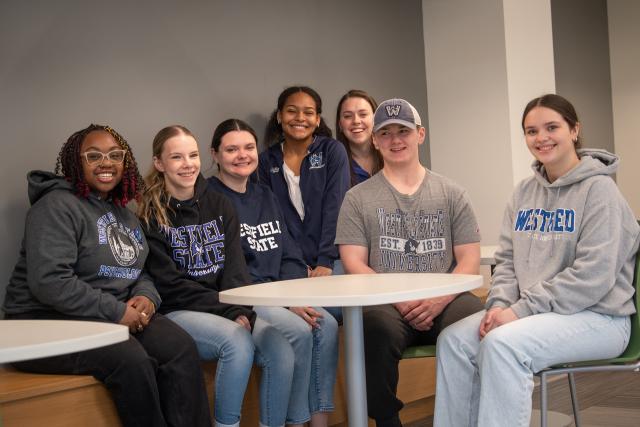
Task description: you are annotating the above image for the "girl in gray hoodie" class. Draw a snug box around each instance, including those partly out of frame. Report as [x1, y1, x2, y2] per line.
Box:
[4, 124, 210, 427]
[433, 94, 640, 427]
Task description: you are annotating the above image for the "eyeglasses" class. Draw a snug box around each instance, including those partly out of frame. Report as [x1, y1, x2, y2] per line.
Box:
[81, 149, 127, 165]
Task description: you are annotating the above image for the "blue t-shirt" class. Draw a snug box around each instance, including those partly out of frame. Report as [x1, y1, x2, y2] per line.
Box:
[352, 160, 370, 185]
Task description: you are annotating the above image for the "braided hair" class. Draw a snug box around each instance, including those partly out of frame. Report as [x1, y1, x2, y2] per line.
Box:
[54, 124, 144, 206]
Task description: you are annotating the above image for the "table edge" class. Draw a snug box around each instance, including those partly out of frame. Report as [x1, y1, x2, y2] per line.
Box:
[220, 274, 483, 307]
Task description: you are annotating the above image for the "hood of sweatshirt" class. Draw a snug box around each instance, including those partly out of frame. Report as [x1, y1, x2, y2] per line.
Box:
[165, 174, 208, 225]
[532, 148, 618, 188]
[27, 170, 74, 205]
[524, 149, 620, 260]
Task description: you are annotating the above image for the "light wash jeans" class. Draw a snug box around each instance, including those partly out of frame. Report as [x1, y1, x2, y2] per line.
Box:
[434, 309, 630, 427]
[324, 259, 344, 322]
[255, 306, 339, 424]
[166, 310, 294, 427]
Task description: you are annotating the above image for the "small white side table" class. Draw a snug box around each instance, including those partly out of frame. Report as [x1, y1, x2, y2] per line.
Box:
[0, 320, 128, 364]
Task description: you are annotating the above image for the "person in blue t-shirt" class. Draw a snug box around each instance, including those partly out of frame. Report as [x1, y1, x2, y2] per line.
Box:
[209, 118, 339, 427]
[335, 89, 383, 186]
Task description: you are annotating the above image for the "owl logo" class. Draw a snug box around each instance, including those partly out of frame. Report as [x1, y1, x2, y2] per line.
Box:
[404, 238, 418, 254]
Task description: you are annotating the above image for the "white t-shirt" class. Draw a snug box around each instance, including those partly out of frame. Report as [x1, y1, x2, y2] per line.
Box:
[282, 161, 305, 221]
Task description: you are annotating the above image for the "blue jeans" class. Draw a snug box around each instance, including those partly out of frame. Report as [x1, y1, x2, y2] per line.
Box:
[166, 310, 294, 427]
[434, 309, 630, 427]
[255, 306, 339, 423]
[324, 259, 344, 322]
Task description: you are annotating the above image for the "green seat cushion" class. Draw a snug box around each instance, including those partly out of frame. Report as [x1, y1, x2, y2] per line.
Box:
[402, 345, 436, 359]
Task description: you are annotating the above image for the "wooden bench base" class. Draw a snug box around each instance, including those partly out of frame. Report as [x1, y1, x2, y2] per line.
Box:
[1, 335, 436, 426]
[0, 367, 120, 427]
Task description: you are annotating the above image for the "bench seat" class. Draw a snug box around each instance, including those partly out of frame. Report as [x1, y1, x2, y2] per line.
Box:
[0, 332, 436, 426]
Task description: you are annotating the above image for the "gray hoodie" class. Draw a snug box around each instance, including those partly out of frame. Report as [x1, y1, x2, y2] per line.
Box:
[486, 149, 639, 318]
[4, 171, 160, 322]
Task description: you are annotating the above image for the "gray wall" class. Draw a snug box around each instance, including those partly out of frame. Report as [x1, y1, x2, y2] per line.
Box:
[0, 0, 428, 313]
[608, 0, 640, 216]
[552, 0, 614, 152]
[422, 0, 516, 246]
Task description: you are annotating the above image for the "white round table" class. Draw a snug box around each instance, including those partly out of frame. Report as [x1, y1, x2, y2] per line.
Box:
[220, 273, 483, 427]
[0, 320, 129, 364]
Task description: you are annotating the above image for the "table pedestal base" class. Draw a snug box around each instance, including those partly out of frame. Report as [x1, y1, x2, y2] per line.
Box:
[343, 306, 368, 427]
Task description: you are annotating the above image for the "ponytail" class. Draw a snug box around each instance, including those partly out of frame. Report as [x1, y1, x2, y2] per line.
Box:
[137, 125, 195, 228]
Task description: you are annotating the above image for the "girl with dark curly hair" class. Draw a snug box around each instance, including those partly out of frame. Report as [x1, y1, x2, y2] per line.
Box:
[3, 124, 211, 427]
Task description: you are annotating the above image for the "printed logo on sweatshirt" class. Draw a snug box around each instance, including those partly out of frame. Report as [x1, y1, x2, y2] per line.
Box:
[376, 207, 447, 272]
[160, 217, 226, 277]
[240, 221, 282, 252]
[309, 152, 325, 169]
[96, 212, 143, 279]
[270, 166, 280, 174]
[514, 208, 576, 236]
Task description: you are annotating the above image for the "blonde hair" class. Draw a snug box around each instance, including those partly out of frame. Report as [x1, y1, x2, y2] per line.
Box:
[137, 125, 196, 228]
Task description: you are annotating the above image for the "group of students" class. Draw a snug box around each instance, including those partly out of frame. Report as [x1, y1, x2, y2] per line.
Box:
[3, 86, 638, 427]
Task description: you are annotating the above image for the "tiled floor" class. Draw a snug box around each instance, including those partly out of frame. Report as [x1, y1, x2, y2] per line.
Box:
[406, 371, 640, 427]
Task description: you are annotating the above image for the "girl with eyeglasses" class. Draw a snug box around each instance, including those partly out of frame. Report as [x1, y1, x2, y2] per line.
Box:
[138, 125, 297, 427]
[209, 118, 339, 427]
[3, 124, 211, 427]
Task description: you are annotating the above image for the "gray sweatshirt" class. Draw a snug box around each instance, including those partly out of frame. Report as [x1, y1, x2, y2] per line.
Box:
[486, 149, 639, 318]
[4, 171, 160, 322]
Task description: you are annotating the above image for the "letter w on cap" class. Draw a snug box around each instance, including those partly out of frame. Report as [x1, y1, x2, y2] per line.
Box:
[385, 105, 401, 117]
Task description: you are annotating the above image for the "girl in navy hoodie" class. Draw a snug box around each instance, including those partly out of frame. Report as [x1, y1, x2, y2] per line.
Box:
[260, 86, 350, 279]
[138, 125, 295, 427]
[4, 124, 210, 427]
[209, 119, 339, 427]
[261, 87, 350, 321]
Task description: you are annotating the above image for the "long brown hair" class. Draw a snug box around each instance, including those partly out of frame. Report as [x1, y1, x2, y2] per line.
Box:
[137, 125, 196, 228]
[335, 89, 383, 186]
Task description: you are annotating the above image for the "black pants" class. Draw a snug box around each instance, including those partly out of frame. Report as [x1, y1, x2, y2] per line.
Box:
[362, 292, 484, 426]
[9, 311, 211, 427]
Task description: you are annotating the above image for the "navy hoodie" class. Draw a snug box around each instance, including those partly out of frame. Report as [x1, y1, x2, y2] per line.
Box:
[4, 170, 160, 322]
[258, 136, 350, 269]
[208, 176, 308, 283]
[142, 174, 256, 324]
